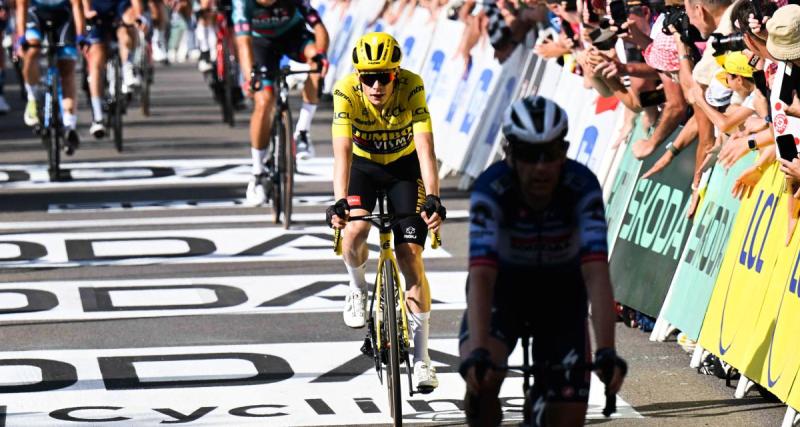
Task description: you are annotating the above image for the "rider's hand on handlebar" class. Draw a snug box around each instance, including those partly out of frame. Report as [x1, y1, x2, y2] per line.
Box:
[326, 198, 350, 229]
[459, 347, 494, 393]
[594, 348, 627, 394]
[421, 194, 446, 233]
[311, 52, 329, 78]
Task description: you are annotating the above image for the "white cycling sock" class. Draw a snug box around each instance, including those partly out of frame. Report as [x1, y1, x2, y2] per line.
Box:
[62, 113, 77, 130]
[91, 97, 103, 121]
[295, 102, 317, 134]
[251, 147, 267, 175]
[196, 22, 210, 53]
[345, 261, 368, 292]
[409, 311, 430, 364]
[25, 83, 41, 102]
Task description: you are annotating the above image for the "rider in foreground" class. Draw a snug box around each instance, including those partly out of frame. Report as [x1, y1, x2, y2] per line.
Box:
[16, 0, 85, 150]
[327, 32, 447, 391]
[83, 0, 147, 138]
[233, 0, 329, 206]
[458, 96, 626, 426]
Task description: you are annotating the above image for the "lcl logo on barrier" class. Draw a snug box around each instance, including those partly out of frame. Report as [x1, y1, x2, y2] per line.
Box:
[738, 190, 778, 273]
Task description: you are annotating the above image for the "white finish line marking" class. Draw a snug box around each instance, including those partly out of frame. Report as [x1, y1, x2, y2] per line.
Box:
[0, 158, 334, 189]
[0, 210, 469, 232]
[0, 340, 641, 426]
[0, 272, 469, 321]
[0, 226, 452, 268]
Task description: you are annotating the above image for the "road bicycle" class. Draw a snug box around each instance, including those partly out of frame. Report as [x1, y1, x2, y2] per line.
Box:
[491, 328, 626, 426]
[134, 27, 154, 116]
[250, 63, 320, 229]
[213, 5, 237, 126]
[83, 17, 125, 152]
[332, 191, 442, 426]
[24, 18, 68, 181]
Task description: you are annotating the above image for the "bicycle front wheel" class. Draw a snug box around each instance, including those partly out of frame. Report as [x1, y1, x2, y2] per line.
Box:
[112, 55, 124, 153]
[140, 52, 152, 116]
[280, 108, 294, 229]
[46, 80, 61, 182]
[271, 110, 283, 224]
[382, 258, 402, 425]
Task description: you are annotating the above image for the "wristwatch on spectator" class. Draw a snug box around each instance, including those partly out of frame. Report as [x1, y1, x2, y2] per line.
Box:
[747, 135, 758, 151]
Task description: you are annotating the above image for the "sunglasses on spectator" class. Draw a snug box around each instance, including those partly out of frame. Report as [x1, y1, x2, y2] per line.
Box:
[359, 71, 396, 86]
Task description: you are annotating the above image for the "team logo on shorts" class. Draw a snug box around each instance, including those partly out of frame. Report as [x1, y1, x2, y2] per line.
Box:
[404, 226, 417, 239]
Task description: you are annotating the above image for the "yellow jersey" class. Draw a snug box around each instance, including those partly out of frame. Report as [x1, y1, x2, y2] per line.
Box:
[331, 69, 433, 165]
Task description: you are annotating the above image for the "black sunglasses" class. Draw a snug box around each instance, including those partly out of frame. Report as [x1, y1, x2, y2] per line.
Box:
[359, 71, 396, 86]
[510, 140, 567, 163]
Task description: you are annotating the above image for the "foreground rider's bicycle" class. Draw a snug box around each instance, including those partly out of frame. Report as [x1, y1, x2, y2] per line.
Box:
[333, 190, 442, 426]
[493, 331, 627, 427]
[251, 63, 320, 229]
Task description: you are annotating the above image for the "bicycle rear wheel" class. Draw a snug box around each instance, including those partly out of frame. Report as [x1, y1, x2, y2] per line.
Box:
[271, 110, 283, 224]
[221, 39, 235, 127]
[140, 47, 152, 116]
[280, 108, 294, 229]
[112, 55, 124, 152]
[382, 258, 402, 425]
[46, 79, 61, 182]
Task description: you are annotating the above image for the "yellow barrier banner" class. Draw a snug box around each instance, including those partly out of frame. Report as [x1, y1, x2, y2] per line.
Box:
[698, 163, 783, 369]
[743, 189, 800, 402]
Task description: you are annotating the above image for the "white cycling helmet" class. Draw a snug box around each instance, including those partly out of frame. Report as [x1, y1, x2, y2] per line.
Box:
[502, 95, 568, 145]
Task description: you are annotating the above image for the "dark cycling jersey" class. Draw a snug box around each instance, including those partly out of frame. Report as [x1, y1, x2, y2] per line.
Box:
[469, 159, 608, 272]
[232, 0, 320, 38]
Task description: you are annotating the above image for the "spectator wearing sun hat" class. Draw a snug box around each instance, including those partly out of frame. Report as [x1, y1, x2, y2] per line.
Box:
[688, 51, 757, 135]
[766, 4, 800, 66]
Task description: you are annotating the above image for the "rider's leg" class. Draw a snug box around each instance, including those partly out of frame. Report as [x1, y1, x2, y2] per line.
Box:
[341, 215, 371, 292]
[396, 243, 432, 363]
[459, 333, 509, 426]
[545, 403, 588, 427]
[119, 9, 139, 90]
[295, 42, 321, 158]
[88, 42, 107, 131]
[57, 58, 78, 128]
[150, 0, 168, 61]
[245, 86, 275, 205]
[22, 43, 42, 125]
[195, 0, 214, 71]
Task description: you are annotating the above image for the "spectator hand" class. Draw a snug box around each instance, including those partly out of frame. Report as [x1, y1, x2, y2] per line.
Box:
[780, 157, 800, 181]
[748, 13, 769, 41]
[718, 136, 749, 169]
[534, 38, 564, 59]
[687, 85, 704, 106]
[641, 151, 675, 179]
[732, 165, 764, 200]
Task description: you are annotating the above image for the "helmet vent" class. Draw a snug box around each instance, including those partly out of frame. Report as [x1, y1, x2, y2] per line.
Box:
[376, 43, 384, 61]
[364, 44, 373, 60]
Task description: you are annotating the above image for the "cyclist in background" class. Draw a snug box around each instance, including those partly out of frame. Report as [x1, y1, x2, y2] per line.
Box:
[458, 96, 626, 426]
[0, 0, 10, 114]
[233, 0, 329, 206]
[326, 32, 447, 391]
[15, 0, 85, 150]
[83, 0, 146, 138]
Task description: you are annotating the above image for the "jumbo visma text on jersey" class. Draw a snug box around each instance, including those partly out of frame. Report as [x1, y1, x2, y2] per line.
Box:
[331, 69, 433, 165]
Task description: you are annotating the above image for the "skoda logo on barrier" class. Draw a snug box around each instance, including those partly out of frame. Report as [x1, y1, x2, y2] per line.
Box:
[719, 190, 778, 356]
[766, 248, 800, 387]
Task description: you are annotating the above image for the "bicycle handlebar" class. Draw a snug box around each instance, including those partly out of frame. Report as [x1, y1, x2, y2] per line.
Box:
[497, 360, 621, 418]
[332, 212, 442, 254]
[249, 65, 323, 92]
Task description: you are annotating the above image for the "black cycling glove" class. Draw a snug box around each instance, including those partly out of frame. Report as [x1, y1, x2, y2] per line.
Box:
[325, 198, 350, 228]
[594, 347, 628, 385]
[459, 347, 493, 381]
[422, 194, 447, 221]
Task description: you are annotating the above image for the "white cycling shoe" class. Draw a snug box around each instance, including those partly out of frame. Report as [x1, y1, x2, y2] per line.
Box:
[414, 360, 438, 392]
[343, 289, 366, 328]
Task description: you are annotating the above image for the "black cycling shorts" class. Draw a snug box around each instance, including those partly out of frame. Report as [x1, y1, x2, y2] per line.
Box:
[252, 24, 314, 88]
[25, 5, 78, 60]
[458, 272, 591, 403]
[347, 153, 428, 248]
[87, 0, 133, 44]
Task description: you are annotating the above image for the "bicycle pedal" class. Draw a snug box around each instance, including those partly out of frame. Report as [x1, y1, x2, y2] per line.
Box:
[360, 337, 373, 357]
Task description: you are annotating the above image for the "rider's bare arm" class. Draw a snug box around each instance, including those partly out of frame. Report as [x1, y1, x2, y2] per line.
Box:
[582, 260, 616, 350]
[415, 131, 439, 197]
[15, 0, 27, 40]
[332, 135, 352, 201]
[70, 0, 85, 37]
[235, 35, 254, 83]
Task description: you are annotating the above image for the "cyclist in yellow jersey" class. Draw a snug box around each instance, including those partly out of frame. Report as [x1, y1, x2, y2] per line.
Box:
[326, 32, 446, 391]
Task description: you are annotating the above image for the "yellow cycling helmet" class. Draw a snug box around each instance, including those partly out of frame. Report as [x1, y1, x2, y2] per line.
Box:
[351, 32, 402, 72]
